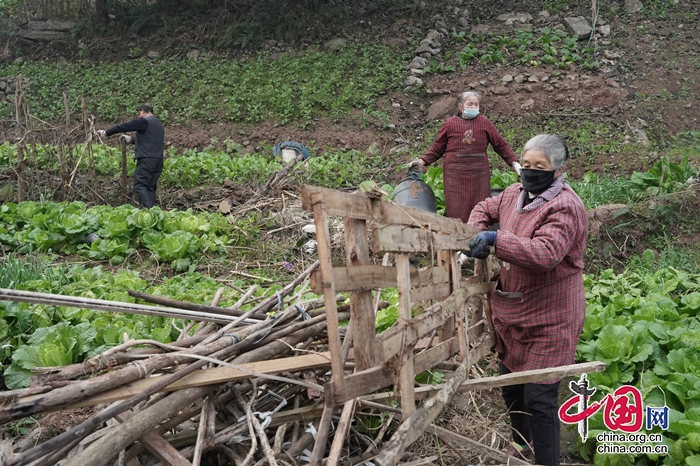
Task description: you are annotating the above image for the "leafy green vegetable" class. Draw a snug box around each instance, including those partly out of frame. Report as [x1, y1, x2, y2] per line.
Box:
[0, 201, 235, 270]
[576, 254, 700, 464]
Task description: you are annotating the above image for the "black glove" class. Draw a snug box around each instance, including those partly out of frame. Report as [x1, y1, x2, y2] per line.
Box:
[467, 231, 497, 259]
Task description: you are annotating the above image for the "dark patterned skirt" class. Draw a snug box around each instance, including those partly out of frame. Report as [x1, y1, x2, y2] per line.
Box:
[444, 153, 490, 223]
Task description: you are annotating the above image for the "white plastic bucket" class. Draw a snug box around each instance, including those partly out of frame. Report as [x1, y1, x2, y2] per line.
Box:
[281, 148, 297, 163]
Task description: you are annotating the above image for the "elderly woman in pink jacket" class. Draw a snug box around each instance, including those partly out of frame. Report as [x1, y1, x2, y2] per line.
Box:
[467, 134, 588, 466]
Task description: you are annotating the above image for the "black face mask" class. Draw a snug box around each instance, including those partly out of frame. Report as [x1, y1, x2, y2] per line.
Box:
[521, 168, 556, 194]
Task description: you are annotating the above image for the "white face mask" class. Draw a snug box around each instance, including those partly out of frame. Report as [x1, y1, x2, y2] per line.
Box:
[462, 108, 479, 119]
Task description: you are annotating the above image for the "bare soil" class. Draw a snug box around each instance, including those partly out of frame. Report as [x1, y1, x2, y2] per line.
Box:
[10, 1, 700, 184]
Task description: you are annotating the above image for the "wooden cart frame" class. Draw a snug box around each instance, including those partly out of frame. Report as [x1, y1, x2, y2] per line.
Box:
[300, 184, 605, 466]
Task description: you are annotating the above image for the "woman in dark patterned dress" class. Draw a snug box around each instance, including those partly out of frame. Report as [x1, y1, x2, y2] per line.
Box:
[466, 134, 589, 466]
[407, 91, 521, 222]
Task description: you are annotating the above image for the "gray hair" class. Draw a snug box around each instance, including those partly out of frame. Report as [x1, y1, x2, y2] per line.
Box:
[522, 134, 569, 170]
[458, 91, 481, 106]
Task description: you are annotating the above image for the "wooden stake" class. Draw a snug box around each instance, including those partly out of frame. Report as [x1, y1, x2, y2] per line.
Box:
[450, 250, 469, 365]
[437, 250, 454, 342]
[395, 253, 415, 419]
[308, 398, 334, 466]
[192, 396, 209, 466]
[326, 399, 356, 465]
[343, 217, 375, 371]
[310, 193, 345, 399]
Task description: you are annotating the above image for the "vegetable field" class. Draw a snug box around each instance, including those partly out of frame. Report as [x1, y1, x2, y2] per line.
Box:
[2, 5, 700, 462]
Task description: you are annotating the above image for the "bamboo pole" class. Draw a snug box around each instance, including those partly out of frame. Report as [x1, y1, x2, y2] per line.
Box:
[65, 386, 214, 466]
[0, 288, 251, 324]
[3, 357, 212, 466]
[7, 310, 305, 464]
[29, 333, 209, 387]
[249, 260, 319, 317]
[127, 290, 247, 317]
[115, 410, 192, 466]
[1, 324, 256, 425]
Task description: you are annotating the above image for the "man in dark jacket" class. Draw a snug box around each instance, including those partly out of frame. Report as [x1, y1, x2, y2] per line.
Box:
[98, 103, 164, 208]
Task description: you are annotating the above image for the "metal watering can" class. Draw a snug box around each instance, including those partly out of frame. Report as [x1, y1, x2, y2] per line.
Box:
[391, 171, 437, 214]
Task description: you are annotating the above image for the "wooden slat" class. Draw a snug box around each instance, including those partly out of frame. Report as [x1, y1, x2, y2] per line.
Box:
[465, 274, 489, 340]
[264, 349, 605, 428]
[414, 336, 461, 374]
[311, 192, 346, 399]
[437, 250, 455, 342]
[416, 265, 450, 287]
[372, 225, 475, 254]
[301, 185, 375, 221]
[330, 335, 487, 405]
[375, 287, 468, 365]
[450, 251, 469, 362]
[410, 283, 451, 303]
[337, 365, 387, 404]
[344, 217, 375, 371]
[300, 185, 482, 238]
[311, 265, 391, 293]
[30, 353, 335, 408]
[395, 253, 415, 419]
[310, 265, 450, 294]
[362, 360, 607, 403]
[373, 225, 432, 254]
[374, 353, 472, 465]
[333, 338, 461, 406]
[326, 399, 356, 465]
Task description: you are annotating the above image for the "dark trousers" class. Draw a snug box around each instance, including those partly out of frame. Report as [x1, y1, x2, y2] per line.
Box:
[500, 362, 561, 466]
[133, 157, 163, 208]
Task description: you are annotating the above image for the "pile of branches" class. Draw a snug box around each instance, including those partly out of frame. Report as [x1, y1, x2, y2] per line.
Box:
[0, 261, 393, 466]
